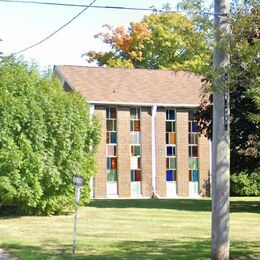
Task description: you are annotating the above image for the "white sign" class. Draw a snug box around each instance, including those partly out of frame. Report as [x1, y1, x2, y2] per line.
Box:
[73, 175, 84, 187]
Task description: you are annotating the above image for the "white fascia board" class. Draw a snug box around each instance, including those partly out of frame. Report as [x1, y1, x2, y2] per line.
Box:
[53, 66, 75, 91]
[88, 101, 199, 108]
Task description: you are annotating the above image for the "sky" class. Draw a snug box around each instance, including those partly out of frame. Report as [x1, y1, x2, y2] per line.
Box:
[0, 0, 179, 69]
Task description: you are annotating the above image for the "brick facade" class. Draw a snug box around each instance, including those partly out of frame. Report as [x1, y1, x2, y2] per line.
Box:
[156, 108, 166, 197]
[141, 107, 153, 197]
[117, 107, 131, 197]
[93, 106, 107, 198]
[198, 135, 211, 196]
[93, 106, 210, 198]
[176, 109, 189, 196]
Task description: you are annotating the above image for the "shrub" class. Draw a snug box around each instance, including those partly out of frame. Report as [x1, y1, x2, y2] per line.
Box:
[231, 172, 260, 196]
[0, 57, 100, 215]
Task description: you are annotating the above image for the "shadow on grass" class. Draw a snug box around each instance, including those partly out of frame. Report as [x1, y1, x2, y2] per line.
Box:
[86, 199, 260, 213]
[1, 199, 259, 220]
[87, 199, 211, 212]
[2, 239, 259, 259]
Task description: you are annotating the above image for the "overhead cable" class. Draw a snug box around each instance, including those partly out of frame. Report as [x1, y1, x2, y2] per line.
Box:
[0, 0, 162, 12]
[11, 0, 97, 55]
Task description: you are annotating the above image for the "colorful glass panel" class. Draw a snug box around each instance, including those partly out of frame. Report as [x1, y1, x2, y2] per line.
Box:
[107, 169, 117, 181]
[166, 109, 175, 120]
[134, 121, 140, 131]
[192, 170, 199, 182]
[166, 170, 173, 181]
[107, 145, 116, 157]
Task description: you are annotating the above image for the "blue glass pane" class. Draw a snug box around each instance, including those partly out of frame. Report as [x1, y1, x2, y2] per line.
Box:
[166, 170, 173, 181]
[107, 158, 111, 169]
[110, 132, 117, 143]
[192, 122, 198, 132]
[167, 146, 173, 156]
[167, 110, 175, 120]
[170, 110, 175, 120]
[131, 170, 135, 182]
[192, 170, 199, 181]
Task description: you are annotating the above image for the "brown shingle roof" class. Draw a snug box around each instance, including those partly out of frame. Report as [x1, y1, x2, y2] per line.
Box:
[54, 65, 203, 106]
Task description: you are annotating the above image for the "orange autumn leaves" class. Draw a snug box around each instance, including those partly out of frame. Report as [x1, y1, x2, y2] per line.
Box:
[85, 13, 210, 71]
[89, 22, 151, 66]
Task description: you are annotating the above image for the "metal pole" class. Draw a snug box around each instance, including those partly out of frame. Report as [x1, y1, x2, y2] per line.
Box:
[211, 0, 230, 259]
[73, 187, 79, 254]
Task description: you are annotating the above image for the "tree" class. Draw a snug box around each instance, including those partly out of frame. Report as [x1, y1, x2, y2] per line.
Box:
[198, 1, 260, 173]
[0, 38, 3, 56]
[0, 57, 100, 215]
[86, 1, 259, 175]
[85, 12, 211, 73]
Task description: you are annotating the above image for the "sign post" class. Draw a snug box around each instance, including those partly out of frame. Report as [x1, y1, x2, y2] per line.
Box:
[72, 174, 84, 255]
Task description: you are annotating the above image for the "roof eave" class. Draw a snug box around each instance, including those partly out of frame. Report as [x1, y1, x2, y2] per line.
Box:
[88, 101, 199, 108]
[53, 66, 75, 91]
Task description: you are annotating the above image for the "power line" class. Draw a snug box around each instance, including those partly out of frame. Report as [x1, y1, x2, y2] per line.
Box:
[5, 0, 228, 55]
[0, 0, 163, 12]
[12, 0, 97, 55]
[0, 0, 228, 16]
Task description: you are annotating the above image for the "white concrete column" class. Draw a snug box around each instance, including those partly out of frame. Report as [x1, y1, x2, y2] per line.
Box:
[89, 104, 95, 198]
[151, 105, 157, 194]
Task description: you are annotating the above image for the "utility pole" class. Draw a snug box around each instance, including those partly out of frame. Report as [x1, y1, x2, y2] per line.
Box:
[211, 0, 230, 259]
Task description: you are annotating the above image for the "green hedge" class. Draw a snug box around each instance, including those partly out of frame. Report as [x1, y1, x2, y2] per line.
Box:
[0, 58, 100, 215]
[231, 172, 260, 196]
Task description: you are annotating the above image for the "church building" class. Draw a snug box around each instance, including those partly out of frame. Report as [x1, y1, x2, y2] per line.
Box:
[54, 65, 210, 198]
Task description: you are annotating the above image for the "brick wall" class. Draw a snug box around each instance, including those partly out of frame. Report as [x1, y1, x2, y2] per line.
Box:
[198, 135, 210, 196]
[141, 107, 152, 197]
[176, 109, 189, 196]
[156, 107, 166, 197]
[93, 106, 107, 198]
[117, 107, 131, 197]
[93, 105, 210, 199]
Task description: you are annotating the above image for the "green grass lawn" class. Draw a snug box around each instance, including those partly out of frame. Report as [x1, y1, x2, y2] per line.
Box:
[0, 197, 259, 259]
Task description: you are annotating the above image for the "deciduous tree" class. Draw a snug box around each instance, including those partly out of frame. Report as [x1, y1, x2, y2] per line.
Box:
[0, 57, 100, 215]
[85, 12, 211, 73]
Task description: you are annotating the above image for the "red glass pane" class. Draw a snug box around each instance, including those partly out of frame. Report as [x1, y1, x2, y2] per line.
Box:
[192, 146, 198, 157]
[111, 158, 117, 169]
[131, 146, 134, 156]
[106, 132, 110, 143]
[134, 121, 140, 131]
[135, 170, 141, 181]
[189, 170, 192, 181]
[110, 108, 116, 119]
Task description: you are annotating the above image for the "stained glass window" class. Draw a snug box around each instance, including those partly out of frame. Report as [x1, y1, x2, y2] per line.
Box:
[130, 108, 142, 194]
[106, 107, 118, 182]
[188, 109, 199, 185]
[166, 109, 177, 182]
